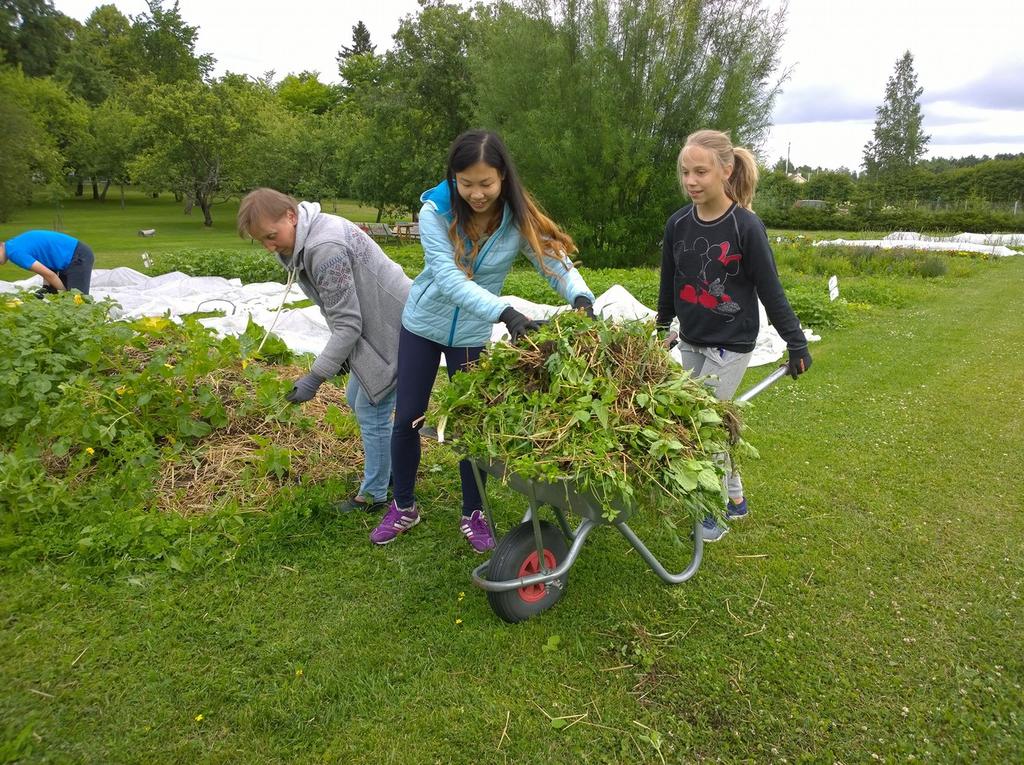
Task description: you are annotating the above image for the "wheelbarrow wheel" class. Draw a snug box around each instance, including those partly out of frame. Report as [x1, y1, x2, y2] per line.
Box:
[487, 521, 569, 623]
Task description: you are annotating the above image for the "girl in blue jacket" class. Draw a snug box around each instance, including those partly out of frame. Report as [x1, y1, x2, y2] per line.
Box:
[371, 130, 595, 551]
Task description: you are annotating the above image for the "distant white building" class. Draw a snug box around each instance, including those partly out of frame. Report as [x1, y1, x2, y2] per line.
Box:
[788, 172, 807, 184]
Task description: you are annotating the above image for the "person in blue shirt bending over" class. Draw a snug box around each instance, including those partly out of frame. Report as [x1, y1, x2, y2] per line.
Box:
[370, 129, 596, 552]
[0, 230, 95, 295]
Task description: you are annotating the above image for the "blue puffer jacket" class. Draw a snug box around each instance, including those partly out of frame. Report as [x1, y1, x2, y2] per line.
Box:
[402, 180, 595, 347]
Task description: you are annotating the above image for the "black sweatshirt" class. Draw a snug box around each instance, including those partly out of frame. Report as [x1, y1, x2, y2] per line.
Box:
[655, 203, 807, 353]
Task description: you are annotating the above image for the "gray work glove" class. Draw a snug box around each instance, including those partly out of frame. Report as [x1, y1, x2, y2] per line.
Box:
[286, 372, 326, 403]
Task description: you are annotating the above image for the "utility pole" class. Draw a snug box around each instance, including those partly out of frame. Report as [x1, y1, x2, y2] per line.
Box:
[786, 142, 791, 175]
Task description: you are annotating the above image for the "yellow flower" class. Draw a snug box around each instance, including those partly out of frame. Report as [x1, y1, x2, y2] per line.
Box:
[85, 447, 95, 455]
[241, 359, 250, 370]
[5, 299, 21, 308]
[455, 618, 463, 626]
[194, 714, 203, 722]
[164, 363, 174, 369]
[115, 386, 127, 396]
[73, 294, 84, 305]
[458, 591, 465, 601]
[295, 668, 304, 677]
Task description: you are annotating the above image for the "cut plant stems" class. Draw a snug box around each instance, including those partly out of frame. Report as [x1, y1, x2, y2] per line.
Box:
[437, 312, 756, 525]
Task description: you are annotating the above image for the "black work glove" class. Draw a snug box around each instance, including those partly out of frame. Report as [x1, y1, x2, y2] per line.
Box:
[573, 295, 595, 319]
[286, 372, 326, 403]
[787, 346, 812, 379]
[500, 306, 541, 342]
[338, 360, 350, 376]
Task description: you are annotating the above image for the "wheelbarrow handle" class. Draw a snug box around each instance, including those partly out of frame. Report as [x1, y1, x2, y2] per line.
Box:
[735, 364, 789, 403]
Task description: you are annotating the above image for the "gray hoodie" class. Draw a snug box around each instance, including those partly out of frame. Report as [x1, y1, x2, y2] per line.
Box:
[276, 202, 411, 404]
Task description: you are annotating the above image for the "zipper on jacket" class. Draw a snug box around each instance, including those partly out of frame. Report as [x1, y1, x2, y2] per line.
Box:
[445, 212, 507, 346]
[447, 306, 461, 347]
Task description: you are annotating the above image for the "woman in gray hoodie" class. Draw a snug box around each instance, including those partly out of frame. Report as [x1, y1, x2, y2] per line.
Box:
[238, 188, 411, 512]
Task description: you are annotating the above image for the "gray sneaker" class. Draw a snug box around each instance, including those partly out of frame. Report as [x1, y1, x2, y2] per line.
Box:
[701, 514, 729, 542]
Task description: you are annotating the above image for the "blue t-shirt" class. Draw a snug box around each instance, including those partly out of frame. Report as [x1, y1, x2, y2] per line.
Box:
[5, 230, 79, 271]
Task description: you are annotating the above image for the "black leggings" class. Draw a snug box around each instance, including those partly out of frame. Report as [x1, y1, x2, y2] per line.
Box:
[390, 326, 483, 515]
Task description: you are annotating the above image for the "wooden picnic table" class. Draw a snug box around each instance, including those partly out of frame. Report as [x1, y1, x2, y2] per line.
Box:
[394, 222, 420, 243]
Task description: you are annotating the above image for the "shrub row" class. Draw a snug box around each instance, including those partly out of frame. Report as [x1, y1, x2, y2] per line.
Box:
[148, 248, 284, 284]
[759, 206, 1024, 234]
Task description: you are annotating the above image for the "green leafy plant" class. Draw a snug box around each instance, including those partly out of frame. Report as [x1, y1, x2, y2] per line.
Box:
[437, 312, 754, 525]
[147, 248, 283, 284]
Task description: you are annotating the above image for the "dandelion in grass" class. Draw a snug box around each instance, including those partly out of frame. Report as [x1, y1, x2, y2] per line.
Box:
[455, 618, 463, 626]
[295, 668, 304, 677]
[194, 714, 204, 722]
[85, 447, 95, 455]
[116, 386, 127, 396]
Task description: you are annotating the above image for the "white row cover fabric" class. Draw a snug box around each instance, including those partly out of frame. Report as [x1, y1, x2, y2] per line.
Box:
[0, 267, 311, 318]
[816, 232, 1020, 257]
[883, 231, 1024, 247]
[3, 267, 817, 367]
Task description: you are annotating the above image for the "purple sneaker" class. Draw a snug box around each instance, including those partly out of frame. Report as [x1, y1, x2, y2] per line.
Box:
[370, 501, 420, 545]
[460, 509, 495, 554]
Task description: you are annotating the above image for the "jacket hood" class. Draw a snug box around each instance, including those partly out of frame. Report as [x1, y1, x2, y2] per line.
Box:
[274, 201, 322, 272]
[420, 180, 454, 217]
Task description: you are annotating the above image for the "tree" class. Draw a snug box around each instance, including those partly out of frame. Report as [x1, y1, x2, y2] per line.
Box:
[337, 20, 375, 62]
[85, 96, 144, 204]
[0, 67, 63, 219]
[54, 4, 134, 105]
[130, 77, 262, 226]
[276, 71, 339, 114]
[126, 0, 213, 84]
[473, 0, 787, 264]
[344, 2, 480, 217]
[862, 51, 929, 176]
[0, 0, 77, 77]
[803, 171, 855, 203]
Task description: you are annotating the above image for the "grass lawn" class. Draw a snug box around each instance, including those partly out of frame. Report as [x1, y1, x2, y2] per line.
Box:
[1, 198, 1022, 762]
[0, 191, 392, 280]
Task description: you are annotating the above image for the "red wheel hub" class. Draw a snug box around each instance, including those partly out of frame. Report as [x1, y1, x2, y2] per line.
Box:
[517, 549, 557, 603]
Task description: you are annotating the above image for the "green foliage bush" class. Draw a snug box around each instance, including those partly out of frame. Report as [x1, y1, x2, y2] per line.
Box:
[759, 205, 1024, 234]
[783, 285, 848, 330]
[148, 248, 284, 283]
[0, 292, 302, 573]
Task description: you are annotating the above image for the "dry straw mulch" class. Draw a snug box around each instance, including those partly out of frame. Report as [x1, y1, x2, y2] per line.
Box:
[156, 364, 366, 516]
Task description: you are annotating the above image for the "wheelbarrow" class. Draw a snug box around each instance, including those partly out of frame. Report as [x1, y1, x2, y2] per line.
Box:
[467, 364, 791, 622]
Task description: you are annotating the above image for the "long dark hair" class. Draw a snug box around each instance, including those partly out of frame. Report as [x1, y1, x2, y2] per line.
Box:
[445, 130, 576, 277]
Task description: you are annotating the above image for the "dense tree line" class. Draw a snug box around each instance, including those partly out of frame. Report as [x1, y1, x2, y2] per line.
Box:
[2, 1, 1021, 260]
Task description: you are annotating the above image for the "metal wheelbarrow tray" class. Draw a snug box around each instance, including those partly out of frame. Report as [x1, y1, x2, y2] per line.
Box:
[467, 364, 789, 623]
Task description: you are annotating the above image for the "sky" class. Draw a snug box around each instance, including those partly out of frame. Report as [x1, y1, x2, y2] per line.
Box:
[54, 0, 1024, 172]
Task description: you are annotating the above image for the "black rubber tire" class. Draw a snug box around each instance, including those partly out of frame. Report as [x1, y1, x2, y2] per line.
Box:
[486, 521, 570, 623]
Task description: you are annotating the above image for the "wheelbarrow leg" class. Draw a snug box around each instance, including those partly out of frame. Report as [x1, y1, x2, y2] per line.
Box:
[469, 461, 498, 539]
[526, 482, 552, 578]
[613, 516, 705, 584]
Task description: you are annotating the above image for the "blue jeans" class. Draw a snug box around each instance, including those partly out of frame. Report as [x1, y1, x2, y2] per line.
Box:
[346, 374, 397, 502]
[390, 326, 484, 514]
